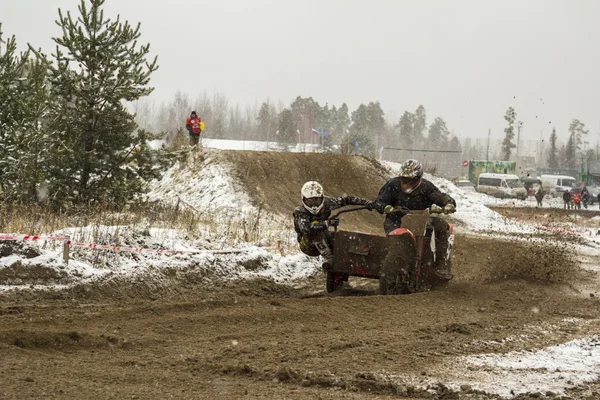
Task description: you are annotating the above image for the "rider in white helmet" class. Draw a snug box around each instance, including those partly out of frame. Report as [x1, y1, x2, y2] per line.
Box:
[293, 181, 373, 267]
[372, 159, 456, 273]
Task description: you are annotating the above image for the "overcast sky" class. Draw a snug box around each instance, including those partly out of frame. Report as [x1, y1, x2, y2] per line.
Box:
[2, 0, 599, 141]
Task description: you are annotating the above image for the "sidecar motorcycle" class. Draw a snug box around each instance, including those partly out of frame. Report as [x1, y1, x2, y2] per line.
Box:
[324, 205, 455, 294]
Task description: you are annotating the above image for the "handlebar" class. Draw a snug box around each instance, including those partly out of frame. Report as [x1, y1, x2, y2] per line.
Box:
[327, 206, 371, 231]
[386, 204, 453, 215]
[329, 205, 371, 220]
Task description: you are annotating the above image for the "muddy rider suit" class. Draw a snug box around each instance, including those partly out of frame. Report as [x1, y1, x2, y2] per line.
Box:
[293, 196, 371, 257]
[373, 177, 456, 267]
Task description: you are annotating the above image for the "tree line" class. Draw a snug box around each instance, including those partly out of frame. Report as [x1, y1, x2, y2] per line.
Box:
[500, 106, 593, 169]
[135, 93, 462, 156]
[1, 1, 464, 209]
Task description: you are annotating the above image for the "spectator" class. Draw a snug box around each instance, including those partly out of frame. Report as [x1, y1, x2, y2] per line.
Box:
[581, 186, 590, 209]
[572, 189, 581, 210]
[563, 190, 571, 209]
[535, 186, 545, 207]
[185, 111, 205, 146]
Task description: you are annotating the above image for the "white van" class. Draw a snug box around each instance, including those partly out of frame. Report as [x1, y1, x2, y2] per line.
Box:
[540, 174, 577, 197]
[476, 173, 527, 200]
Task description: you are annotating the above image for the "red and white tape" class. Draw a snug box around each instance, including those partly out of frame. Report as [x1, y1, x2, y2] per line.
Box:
[0, 233, 281, 255]
[0, 234, 70, 242]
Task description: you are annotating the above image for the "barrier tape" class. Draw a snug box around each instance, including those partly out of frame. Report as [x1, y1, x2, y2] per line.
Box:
[0, 234, 70, 242]
[0, 233, 281, 255]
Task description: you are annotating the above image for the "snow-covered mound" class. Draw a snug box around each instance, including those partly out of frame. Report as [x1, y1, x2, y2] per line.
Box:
[148, 149, 255, 215]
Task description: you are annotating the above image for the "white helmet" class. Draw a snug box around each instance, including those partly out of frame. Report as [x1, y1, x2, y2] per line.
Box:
[399, 159, 423, 194]
[301, 181, 325, 215]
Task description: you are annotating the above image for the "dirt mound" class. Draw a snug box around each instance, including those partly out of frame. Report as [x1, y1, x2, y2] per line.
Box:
[1, 330, 125, 351]
[0, 261, 70, 286]
[453, 235, 578, 284]
[220, 151, 391, 233]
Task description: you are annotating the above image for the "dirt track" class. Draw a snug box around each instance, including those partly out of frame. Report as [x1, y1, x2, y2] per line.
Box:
[0, 234, 598, 399]
[1, 152, 600, 399]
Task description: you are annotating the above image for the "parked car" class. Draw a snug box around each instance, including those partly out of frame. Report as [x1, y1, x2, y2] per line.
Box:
[541, 174, 577, 198]
[456, 179, 475, 191]
[476, 173, 528, 200]
[578, 183, 600, 205]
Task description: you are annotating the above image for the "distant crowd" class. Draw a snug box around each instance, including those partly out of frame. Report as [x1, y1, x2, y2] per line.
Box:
[560, 187, 596, 210]
[533, 185, 599, 210]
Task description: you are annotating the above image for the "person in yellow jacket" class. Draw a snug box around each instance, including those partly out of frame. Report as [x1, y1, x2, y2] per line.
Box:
[185, 111, 205, 146]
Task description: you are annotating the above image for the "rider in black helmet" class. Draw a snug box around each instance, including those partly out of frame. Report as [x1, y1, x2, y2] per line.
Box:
[372, 159, 456, 273]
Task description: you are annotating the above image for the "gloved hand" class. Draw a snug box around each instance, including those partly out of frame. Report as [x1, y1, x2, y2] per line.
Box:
[310, 220, 326, 230]
[443, 204, 456, 214]
[384, 205, 394, 214]
[430, 204, 443, 213]
[366, 201, 374, 211]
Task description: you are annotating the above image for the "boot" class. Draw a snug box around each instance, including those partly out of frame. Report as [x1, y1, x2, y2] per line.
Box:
[321, 255, 333, 271]
[434, 254, 449, 274]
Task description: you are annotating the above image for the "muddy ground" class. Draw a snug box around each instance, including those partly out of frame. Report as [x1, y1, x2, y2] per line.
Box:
[0, 233, 599, 400]
[1, 153, 600, 399]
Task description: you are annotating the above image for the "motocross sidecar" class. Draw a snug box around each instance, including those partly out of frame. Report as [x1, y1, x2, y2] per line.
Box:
[324, 207, 454, 294]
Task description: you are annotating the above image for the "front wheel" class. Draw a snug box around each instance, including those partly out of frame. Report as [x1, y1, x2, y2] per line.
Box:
[379, 248, 412, 295]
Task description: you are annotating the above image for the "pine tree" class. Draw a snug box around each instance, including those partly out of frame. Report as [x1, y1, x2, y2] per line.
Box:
[449, 136, 461, 151]
[34, 0, 159, 207]
[0, 25, 54, 202]
[343, 103, 376, 156]
[277, 108, 297, 151]
[564, 119, 589, 170]
[396, 111, 414, 147]
[6, 58, 55, 202]
[256, 101, 275, 142]
[427, 117, 450, 150]
[501, 107, 516, 160]
[568, 119, 589, 152]
[547, 128, 559, 168]
[413, 105, 427, 146]
[0, 24, 29, 189]
[564, 135, 576, 169]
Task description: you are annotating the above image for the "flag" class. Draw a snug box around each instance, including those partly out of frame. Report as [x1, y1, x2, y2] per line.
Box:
[312, 128, 329, 137]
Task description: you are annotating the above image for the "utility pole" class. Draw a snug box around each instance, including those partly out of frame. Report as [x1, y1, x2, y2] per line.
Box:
[516, 121, 523, 157]
[538, 129, 544, 167]
[486, 128, 491, 172]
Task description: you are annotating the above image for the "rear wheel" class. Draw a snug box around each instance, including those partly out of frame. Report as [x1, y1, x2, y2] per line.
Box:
[326, 272, 346, 293]
[379, 248, 411, 295]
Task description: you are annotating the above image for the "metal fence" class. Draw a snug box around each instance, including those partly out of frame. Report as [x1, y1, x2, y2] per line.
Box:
[381, 147, 463, 180]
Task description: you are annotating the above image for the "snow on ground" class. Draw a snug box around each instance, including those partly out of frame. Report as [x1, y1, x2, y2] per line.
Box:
[148, 138, 321, 153]
[147, 149, 255, 215]
[448, 335, 600, 397]
[0, 225, 317, 292]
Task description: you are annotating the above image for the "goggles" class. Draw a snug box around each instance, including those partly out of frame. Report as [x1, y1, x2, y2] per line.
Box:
[303, 197, 323, 207]
[400, 176, 420, 186]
